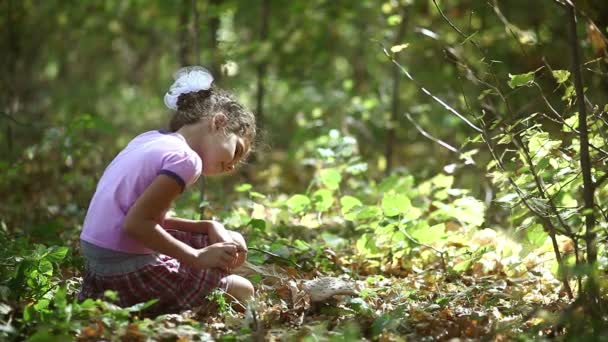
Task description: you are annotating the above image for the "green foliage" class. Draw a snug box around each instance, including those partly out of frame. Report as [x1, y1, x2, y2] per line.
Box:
[1, 231, 70, 303]
[3, 0, 608, 339]
[508, 71, 536, 88]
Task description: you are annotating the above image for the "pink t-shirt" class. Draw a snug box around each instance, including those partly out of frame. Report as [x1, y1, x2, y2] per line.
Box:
[80, 130, 202, 254]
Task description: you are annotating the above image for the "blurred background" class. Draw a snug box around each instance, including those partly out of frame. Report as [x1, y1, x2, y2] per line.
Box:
[1, 0, 607, 244]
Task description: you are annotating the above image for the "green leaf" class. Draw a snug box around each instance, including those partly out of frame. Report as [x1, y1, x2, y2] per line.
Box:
[249, 191, 266, 199]
[248, 218, 266, 232]
[387, 14, 402, 26]
[46, 246, 69, 262]
[38, 260, 53, 276]
[319, 168, 342, 190]
[235, 183, 252, 192]
[355, 206, 383, 220]
[563, 115, 578, 131]
[312, 189, 334, 212]
[340, 196, 362, 215]
[286, 194, 311, 214]
[33, 298, 50, 312]
[552, 70, 570, 84]
[562, 85, 575, 100]
[126, 298, 159, 312]
[104, 290, 118, 302]
[528, 132, 561, 159]
[390, 43, 409, 53]
[508, 71, 535, 88]
[453, 259, 472, 272]
[381, 193, 412, 217]
[410, 223, 446, 244]
[356, 233, 379, 256]
[525, 224, 546, 247]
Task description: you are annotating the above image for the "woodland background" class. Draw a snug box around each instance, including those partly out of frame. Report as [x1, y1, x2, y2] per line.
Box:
[2, 0, 608, 340]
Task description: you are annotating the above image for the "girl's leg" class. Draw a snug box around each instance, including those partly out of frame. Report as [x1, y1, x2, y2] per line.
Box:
[223, 274, 254, 303]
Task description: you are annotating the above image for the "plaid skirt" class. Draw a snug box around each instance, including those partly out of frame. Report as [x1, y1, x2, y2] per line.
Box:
[78, 230, 229, 316]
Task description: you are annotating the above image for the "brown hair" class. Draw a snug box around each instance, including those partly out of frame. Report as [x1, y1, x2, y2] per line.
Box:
[169, 86, 257, 156]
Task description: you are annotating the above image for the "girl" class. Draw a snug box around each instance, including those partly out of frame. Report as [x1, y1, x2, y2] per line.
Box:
[78, 66, 256, 316]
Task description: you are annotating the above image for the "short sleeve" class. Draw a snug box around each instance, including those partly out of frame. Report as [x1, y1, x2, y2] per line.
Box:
[158, 150, 202, 192]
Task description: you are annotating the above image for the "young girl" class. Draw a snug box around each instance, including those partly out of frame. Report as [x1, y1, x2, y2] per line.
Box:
[78, 66, 256, 316]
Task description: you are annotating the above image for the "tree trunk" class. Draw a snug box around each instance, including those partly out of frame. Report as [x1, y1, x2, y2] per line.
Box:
[255, 0, 270, 131]
[179, 0, 191, 66]
[198, 0, 223, 218]
[192, 0, 200, 65]
[207, 0, 222, 80]
[385, 7, 408, 175]
[566, 0, 601, 318]
[4, 0, 22, 161]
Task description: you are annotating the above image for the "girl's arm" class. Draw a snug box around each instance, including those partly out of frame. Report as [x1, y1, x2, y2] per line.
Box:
[124, 175, 238, 270]
[162, 217, 236, 246]
[161, 217, 210, 233]
[161, 217, 228, 236]
[123, 175, 200, 266]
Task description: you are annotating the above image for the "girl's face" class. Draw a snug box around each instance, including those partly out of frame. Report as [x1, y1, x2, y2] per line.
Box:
[194, 114, 247, 176]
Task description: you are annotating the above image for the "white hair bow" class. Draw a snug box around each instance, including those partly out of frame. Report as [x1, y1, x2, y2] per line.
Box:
[164, 66, 214, 110]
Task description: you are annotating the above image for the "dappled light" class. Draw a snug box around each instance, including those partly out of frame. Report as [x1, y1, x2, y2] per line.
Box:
[2, 0, 608, 341]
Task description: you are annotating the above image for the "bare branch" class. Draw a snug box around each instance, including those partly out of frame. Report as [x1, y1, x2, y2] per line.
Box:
[404, 112, 459, 153]
[379, 44, 483, 133]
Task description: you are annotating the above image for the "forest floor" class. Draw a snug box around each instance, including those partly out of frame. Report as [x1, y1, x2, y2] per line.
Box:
[70, 226, 574, 341]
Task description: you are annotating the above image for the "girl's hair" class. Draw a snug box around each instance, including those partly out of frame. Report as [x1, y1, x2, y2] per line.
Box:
[169, 86, 257, 154]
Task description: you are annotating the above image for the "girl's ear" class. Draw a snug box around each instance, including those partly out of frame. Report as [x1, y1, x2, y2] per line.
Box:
[211, 113, 228, 131]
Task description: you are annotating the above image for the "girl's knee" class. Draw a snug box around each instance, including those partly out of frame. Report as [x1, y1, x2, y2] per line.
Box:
[224, 275, 254, 302]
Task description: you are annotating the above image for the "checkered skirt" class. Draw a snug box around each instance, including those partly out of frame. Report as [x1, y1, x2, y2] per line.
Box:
[78, 230, 228, 316]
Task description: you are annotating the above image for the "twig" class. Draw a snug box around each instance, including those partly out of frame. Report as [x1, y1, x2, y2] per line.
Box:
[220, 289, 247, 312]
[565, 0, 597, 270]
[378, 43, 482, 133]
[533, 79, 608, 157]
[404, 112, 459, 153]
[431, 0, 482, 51]
[399, 225, 447, 271]
[595, 173, 608, 191]
[249, 247, 301, 269]
[428, 1, 575, 298]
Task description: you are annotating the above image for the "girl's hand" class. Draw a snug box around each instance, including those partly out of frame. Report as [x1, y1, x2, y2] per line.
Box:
[229, 231, 248, 268]
[207, 221, 233, 245]
[193, 242, 238, 271]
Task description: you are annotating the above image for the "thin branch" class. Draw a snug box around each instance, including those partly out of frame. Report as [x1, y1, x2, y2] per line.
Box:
[514, 136, 575, 235]
[404, 112, 459, 153]
[431, 0, 481, 51]
[595, 173, 608, 191]
[379, 43, 483, 133]
[429, 2, 575, 299]
[565, 0, 597, 268]
[220, 288, 247, 312]
[399, 225, 447, 271]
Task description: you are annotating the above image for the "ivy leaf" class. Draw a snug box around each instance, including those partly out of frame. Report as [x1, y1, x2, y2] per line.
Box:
[508, 71, 535, 88]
